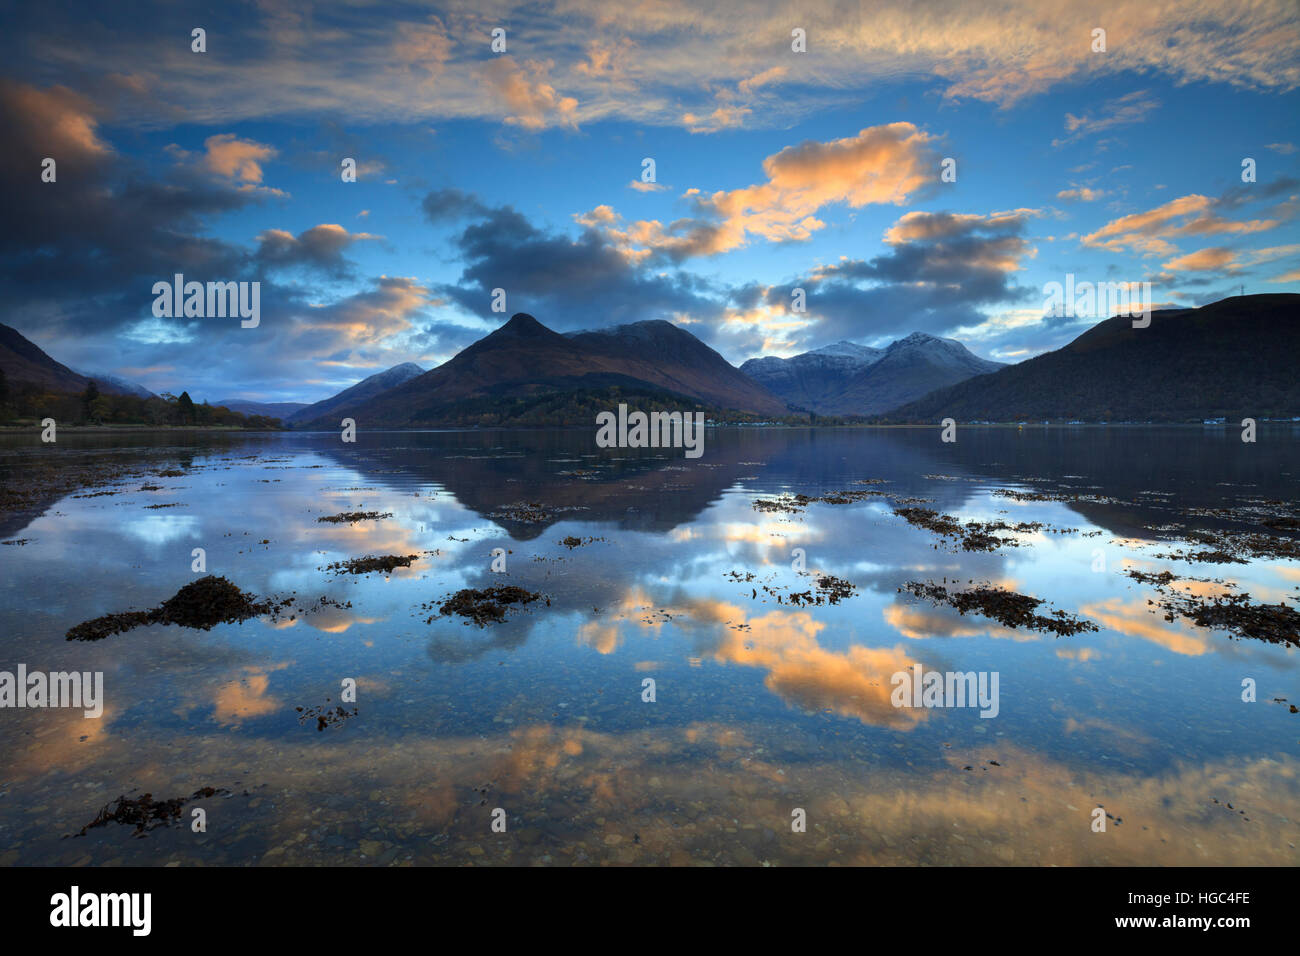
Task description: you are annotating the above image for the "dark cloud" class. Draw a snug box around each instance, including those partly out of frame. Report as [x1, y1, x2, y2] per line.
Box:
[747, 212, 1039, 349]
[1217, 175, 1300, 210]
[254, 223, 377, 277]
[0, 79, 257, 337]
[421, 189, 729, 331]
[422, 188, 492, 222]
[0, 80, 455, 400]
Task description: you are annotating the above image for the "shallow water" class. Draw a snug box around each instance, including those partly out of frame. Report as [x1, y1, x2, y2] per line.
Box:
[1, 426, 1297, 865]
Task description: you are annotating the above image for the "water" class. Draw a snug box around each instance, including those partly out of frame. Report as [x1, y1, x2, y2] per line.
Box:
[0, 426, 1297, 865]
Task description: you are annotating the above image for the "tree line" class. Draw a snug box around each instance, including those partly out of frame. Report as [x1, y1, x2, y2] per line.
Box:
[0, 370, 281, 428]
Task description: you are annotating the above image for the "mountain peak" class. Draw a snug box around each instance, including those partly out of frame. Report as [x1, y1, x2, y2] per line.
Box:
[808, 340, 882, 360]
[495, 313, 553, 338]
[890, 331, 944, 348]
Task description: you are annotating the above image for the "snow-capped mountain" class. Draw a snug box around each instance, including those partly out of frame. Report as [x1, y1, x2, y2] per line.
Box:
[740, 332, 1003, 416]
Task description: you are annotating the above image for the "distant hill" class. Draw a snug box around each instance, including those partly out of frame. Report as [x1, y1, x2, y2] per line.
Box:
[0, 322, 280, 428]
[215, 399, 309, 420]
[311, 314, 789, 428]
[740, 341, 883, 414]
[75, 369, 156, 399]
[887, 294, 1300, 422]
[838, 333, 1005, 415]
[741, 332, 1002, 416]
[0, 322, 152, 398]
[1, 323, 95, 394]
[286, 362, 425, 427]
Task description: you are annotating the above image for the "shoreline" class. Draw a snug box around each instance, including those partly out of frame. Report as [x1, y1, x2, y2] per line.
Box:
[2, 420, 1298, 437]
[0, 425, 283, 433]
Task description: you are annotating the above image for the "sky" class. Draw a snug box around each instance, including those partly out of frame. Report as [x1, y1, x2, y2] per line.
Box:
[1, 0, 1297, 404]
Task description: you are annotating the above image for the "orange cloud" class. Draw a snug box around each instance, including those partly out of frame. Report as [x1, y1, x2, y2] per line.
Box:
[486, 58, 579, 131]
[1080, 597, 1210, 656]
[1084, 194, 1278, 256]
[202, 133, 276, 184]
[700, 600, 927, 727]
[585, 123, 937, 260]
[1162, 246, 1237, 272]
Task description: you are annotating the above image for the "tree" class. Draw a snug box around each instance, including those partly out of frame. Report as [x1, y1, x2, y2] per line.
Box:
[0, 367, 8, 405]
[177, 390, 196, 425]
[81, 379, 100, 420]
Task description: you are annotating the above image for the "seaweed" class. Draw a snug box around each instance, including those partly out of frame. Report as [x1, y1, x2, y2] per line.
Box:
[65, 576, 280, 641]
[902, 581, 1099, 636]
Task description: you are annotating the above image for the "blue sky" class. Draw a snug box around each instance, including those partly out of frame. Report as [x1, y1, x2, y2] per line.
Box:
[1, 0, 1297, 403]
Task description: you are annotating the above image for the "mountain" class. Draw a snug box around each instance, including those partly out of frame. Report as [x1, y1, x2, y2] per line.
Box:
[740, 341, 883, 414]
[305, 314, 789, 427]
[741, 333, 1002, 416]
[564, 320, 787, 413]
[0, 323, 141, 396]
[887, 294, 1300, 422]
[216, 399, 309, 420]
[76, 370, 155, 399]
[837, 332, 1005, 416]
[1, 322, 93, 394]
[284, 362, 425, 426]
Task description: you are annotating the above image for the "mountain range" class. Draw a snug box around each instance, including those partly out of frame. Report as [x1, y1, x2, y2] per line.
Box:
[741, 333, 1003, 416]
[216, 399, 310, 419]
[216, 363, 427, 425]
[889, 294, 1299, 422]
[292, 313, 789, 428]
[4, 294, 1295, 427]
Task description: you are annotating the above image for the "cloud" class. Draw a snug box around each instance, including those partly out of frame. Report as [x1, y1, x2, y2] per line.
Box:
[587, 123, 940, 261]
[0, 80, 256, 338]
[1083, 192, 1282, 256]
[392, 16, 452, 75]
[202, 133, 277, 184]
[421, 189, 729, 331]
[485, 58, 579, 131]
[1162, 242, 1300, 276]
[682, 105, 752, 134]
[712, 208, 1040, 356]
[9, 1, 1296, 127]
[1161, 247, 1236, 272]
[1052, 91, 1160, 147]
[1056, 187, 1106, 201]
[572, 37, 636, 80]
[255, 223, 380, 275]
[737, 65, 789, 95]
[293, 275, 435, 350]
[422, 188, 492, 222]
[0, 80, 457, 401]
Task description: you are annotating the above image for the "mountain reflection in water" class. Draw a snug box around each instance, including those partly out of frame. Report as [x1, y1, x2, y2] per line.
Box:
[0, 426, 1296, 866]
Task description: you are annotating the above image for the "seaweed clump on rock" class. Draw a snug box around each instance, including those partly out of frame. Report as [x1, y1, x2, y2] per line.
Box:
[72, 787, 228, 837]
[66, 576, 277, 641]
[432, 585, 542, 627]
[902, 581, 1098, 637]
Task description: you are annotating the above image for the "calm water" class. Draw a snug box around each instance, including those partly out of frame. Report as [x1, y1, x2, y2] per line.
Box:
[1, 426, 1297, 865]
